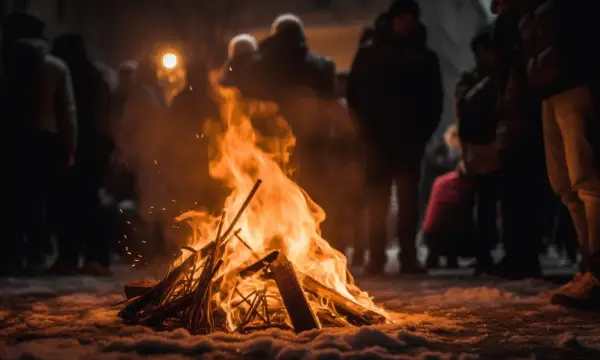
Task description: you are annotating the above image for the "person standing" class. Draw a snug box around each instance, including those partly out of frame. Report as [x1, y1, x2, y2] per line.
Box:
[49, 33, 113, 276]
[491, 0, 548, 278]
[519, 0, 600, 307]
[347, 0, 443, 274]
[455, 29, 501, 275]
[260, 14, 343, 251]
[0, 13, 77, 275]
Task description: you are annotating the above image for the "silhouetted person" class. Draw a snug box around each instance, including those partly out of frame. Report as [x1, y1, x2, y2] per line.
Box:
[455, 29, 501, 275]
[358, 25, 376, 47]
[518, 0, 600, 308]
[259, 14, 343, 250]
[260, 14, 337, 102]
[219, 33, 263, 99]
[348, 0, 443, 274]
[490, 0, 548, 278]
[49, 33, 113, 276]
[0, 13, 77, 275]
[168, 59, 223, 213]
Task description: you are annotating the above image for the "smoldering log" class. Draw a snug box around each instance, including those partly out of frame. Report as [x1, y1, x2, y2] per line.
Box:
[302, 276, 388, 326]
[270, 252, 322, 333]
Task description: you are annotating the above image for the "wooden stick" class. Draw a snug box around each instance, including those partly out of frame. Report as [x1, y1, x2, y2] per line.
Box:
[220, 179, 262, 243]
[118, 253, 198, 321]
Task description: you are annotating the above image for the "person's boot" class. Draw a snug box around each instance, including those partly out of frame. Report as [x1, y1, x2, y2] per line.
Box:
[474, 255, 496, 276]
[495, 253, 543, 280]
[551, 272, 600, 310]
[541, 272, 584, 299]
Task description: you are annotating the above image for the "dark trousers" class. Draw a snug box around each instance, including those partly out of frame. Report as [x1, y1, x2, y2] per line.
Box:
[553, 201, 578, 264]
[366, 156, 421, 268]
[500, 143, 547, 267]
[0, 131, 63, 268]
[473, 172, 500, 262]
[55, 165, 110, 268]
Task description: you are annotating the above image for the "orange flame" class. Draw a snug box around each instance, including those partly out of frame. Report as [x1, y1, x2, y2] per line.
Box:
[171, 87, 388, 331]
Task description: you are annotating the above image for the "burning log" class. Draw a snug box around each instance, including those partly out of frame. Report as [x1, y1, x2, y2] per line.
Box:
[239, 250, 279, 279]
[302, 276, 388, 326]
[270, 252, 322, 333]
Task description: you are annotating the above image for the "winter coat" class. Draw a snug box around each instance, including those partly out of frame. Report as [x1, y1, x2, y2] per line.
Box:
[455, 69, 500, 175]
[60, 57, 112, 174]
[0, 38, 77, 156]
[258, 31, 337, 102]
[520, 0, 600, 99]
[347, 19, 443, 168]
[422, 169, 475, 235]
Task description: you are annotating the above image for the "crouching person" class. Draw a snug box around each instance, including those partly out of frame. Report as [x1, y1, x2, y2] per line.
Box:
[423, 127, 476, 269]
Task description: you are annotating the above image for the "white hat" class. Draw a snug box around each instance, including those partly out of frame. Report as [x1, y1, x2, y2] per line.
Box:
[227, 33, 258, 59]
[271, 13, 304, 36]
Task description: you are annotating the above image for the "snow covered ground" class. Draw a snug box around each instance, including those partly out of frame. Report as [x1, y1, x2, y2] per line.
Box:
[0, 255, 599, 360]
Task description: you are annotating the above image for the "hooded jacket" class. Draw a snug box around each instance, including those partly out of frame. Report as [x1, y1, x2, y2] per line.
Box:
[0, 38, 77, 155]
[259, 30, 336, 101]
[347, 15, 443, 166]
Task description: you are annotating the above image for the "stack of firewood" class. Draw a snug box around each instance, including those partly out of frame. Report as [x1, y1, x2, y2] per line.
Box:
[118, 179, 389, 334]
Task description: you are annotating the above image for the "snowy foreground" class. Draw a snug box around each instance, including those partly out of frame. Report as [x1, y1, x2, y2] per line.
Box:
[1, 265, 600, 360]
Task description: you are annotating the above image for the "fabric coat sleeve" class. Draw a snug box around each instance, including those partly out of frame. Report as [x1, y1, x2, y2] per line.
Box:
[55, 65, 77, 155]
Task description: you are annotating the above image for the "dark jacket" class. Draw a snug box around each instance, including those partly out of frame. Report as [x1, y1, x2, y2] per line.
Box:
[521, 0, 600, 98]
[259, 31, 337, 101]
[347, 18, 443, 165]
[53, 55, 111, 174]
[0, 38, 77, 156]
[455, 69, 498, 145]
[492, 11, 540, 150]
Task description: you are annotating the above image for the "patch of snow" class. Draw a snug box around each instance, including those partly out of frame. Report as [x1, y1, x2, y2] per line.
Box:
[0, 264, 597, 359]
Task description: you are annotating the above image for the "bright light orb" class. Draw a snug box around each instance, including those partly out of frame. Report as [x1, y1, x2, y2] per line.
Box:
[162, 52, 178, 69]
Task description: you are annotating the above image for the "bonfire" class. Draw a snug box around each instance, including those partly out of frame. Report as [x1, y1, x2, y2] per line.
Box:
[119, 87, 391, 334]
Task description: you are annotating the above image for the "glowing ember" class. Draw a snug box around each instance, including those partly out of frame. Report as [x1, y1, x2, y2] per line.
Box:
[119, 87, 391, 333]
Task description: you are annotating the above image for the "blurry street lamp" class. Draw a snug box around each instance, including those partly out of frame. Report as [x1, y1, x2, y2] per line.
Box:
[162, 52, 178, 69]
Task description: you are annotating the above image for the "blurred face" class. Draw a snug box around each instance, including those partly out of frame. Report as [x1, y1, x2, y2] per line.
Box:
[392, 13, 417, 37]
